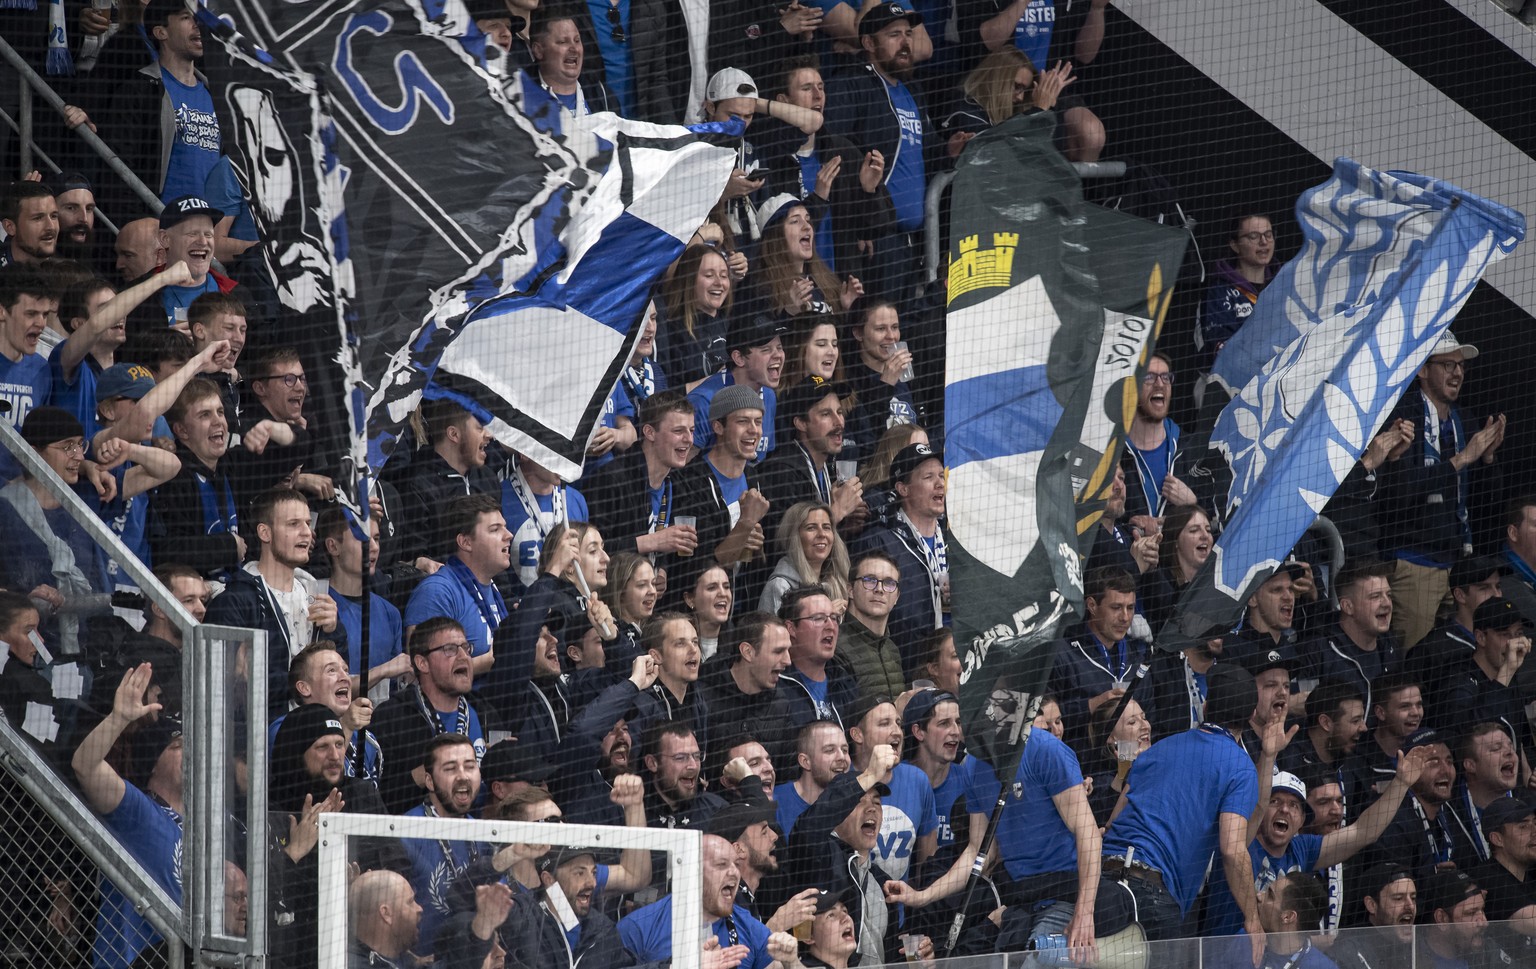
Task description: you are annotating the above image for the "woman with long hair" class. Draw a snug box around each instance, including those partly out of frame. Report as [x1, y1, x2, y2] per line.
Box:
[737, 198, 861, 320]
[1084, 697, 1154, 825]
[656, 244, 733, 389]
[680, 560, 734, 663]
[779, 316, 847, 389]
[600, 552, 659, 669]
[759, 501, 851, 614]
[1140, 503, 1214, 631]
[843, 299, 919, 460]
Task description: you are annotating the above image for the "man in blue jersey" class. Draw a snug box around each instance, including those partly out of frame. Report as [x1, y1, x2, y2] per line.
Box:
[71, 663, 184, 969]
[775, 719, 850, 837]
[317, 507, 408, 699]
[0, 267, 55, 434]
[689, 313, 785, 458]
[984, 697, 1130, 960]
[1102, 664, 1279, 963]
[401, 734, 491, 957]
[404, 494, 511, 681]
[621, 833, 802, 969]
[1201, 752, 1424, 937]
[502, 449, 589, 592]
[778, 586, 860, 731]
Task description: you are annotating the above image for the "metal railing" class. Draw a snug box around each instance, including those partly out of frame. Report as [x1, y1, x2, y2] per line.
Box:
[0, 33, 163, 214]
[0, 418, 268, 967]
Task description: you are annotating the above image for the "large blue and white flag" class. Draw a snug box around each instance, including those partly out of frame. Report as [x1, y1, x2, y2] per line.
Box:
[205, 0, 736, 481]
[420, 118, 738, 479]
[1162, 159, 1524, 644]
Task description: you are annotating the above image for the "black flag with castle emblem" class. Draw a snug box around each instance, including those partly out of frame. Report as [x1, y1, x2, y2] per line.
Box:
[945, 111, 1102, 762]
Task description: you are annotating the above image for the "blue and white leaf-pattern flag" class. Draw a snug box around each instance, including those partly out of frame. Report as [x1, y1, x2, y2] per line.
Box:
[1210, 158, 1523, 397]
[1162, 159, 1524, 645]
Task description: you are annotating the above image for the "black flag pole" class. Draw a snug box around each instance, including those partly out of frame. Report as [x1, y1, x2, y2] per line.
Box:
[352, 472, 372, 778]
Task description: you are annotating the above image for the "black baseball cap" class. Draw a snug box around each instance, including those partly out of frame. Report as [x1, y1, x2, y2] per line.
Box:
[1402, 727, 1447, 755]
[1450, 554, 1508, 590]
[727, 313, 789, 353]
[1236, 640, 1301, 678]
[1422, 869, 1480, 916]
[1480, 796, 1536, 839]
[902, 689, 958, 729]
[890, 443, 942, 484]
[1473, 596, 1522, 632]
[779, 377, 850, 422]
[859, 2, 923, 36]
[707, 799, 779, 842]
[159, 195, 223, 229]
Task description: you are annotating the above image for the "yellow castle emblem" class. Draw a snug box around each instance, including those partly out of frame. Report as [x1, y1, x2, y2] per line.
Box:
[947, 232, 1019, 300]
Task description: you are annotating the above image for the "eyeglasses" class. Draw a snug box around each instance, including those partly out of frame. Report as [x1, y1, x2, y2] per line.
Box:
[534, 814, 565, 823]
[47, 440, 85, 456]
[607, 5, 625, 43]
[667, 751, 704, 764]
[254, 373, 308, 387]
[857, 576, 900, 592]
[796, 613, 837, 626]
[1237, 230, 1275, 243]
[1141, 371, 1174, 386]
[422, 641, 473, 657]
[1430, 358, 1467, 373]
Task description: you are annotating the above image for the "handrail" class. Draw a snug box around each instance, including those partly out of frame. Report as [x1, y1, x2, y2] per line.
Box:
[0, 34, 163, 215]
[0, 105, 123, 236]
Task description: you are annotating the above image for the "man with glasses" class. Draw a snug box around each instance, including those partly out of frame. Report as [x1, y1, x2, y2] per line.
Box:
[1195, 214, 1278, 372]
[229, 346, 333, 506]
[371, 616, 507, 813]
[1120, 351, 1203, 533]
[641, 720, 727, 829]
[838, 552, 905, 699]
[778, 585, 860, 731]
[1378, 330, 1508, 648]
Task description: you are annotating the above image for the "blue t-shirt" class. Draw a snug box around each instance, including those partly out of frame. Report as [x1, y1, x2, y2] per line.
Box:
[874, 762, 938, 881]
[95, 785, 182, 969]
[1011, 0, 1056, 72]
[404, 561, 505, 663]
[0, 350, 50, 482]
[587, 0, 634, 116]
[1102, 726, 1260, 914]
[775, 781, 812, 837]
[47, 346, 101, 441]
[329, 589, 404, 684]
[688, 371, 777, 459]
[203, 156, 257, 242]
[159, 68, 221, 203]
[105, 466, 152, 589]
[1204, 833, 1323, 937]
[501, 483, 589, 590]
[931, 755, 1000, 850]
[0, 350, 52, 431]
[620, 897, 773, 969]
[706, 456, 748, 526]
[993, 729, 1084, 880]
[160, 278, 223, 327]
[883, 78, 926, 231]
[402, 804, 490, 957]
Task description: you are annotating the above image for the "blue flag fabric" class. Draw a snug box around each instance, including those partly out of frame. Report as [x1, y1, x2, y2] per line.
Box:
[1165, 159, 1524, 642]
[1210, 158, 1524, 396]
[205, 0, 735, 482]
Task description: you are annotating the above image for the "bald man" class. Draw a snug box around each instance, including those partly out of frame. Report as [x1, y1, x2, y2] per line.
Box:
[348, 870, 422, 969]
[114, 218, 166, 285]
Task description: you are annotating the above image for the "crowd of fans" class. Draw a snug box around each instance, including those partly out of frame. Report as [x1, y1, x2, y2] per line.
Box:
[0, 1, 1532, 968]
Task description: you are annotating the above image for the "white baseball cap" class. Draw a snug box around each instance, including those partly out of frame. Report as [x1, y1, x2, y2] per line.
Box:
[707, 67, 758, 103]
[1430, 330, 1479, 361]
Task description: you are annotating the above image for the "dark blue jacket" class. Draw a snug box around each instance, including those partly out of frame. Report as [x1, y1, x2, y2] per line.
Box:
[204, 568, 298, 719]
[822, 63, 937, 234]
